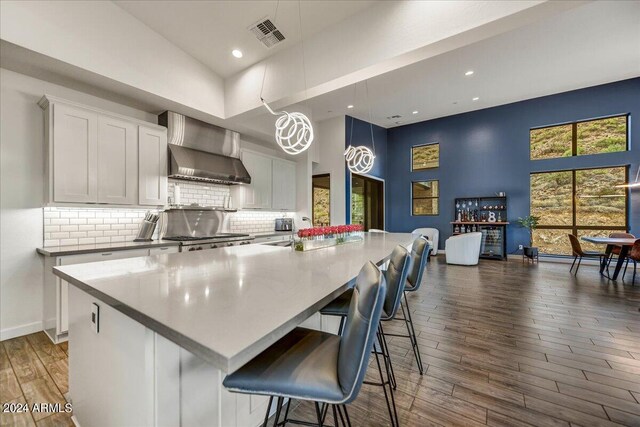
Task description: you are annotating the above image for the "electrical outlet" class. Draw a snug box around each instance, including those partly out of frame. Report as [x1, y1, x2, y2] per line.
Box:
[91, 303, 100, 333]
[518, 244, 523, 250]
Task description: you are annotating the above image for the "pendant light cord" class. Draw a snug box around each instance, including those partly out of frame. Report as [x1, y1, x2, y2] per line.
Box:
[259, 0, 280, 102]
[298, 0, 309, 111]
[365, 80, 376, 156]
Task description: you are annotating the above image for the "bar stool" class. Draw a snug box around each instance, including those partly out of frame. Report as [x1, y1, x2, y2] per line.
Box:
[223, 261, 387, 427]
[320, 245, 411, 426]
[386, 236, 431, 375]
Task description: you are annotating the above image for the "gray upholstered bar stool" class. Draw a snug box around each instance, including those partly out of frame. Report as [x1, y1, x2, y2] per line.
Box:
[223, 261, 387, 427]
[387, 236, 431, 375]
[320, 245, 411, 425]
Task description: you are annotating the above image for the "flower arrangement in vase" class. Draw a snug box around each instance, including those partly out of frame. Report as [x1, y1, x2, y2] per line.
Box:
[294, 224, 364, 251]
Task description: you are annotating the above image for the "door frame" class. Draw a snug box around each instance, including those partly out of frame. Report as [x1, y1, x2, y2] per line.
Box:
[312, 173, 331, 226]
[349, 172, 385, 230]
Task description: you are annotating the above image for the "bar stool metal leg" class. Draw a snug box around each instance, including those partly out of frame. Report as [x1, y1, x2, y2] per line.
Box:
[264, 396, 274, 427]
[401, 294, 424, 374]
[373, 334, 400, 427]
[378, 324, 397, 390]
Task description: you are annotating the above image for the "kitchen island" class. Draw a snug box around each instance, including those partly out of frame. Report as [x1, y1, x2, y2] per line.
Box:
[53, 232, 414, 427]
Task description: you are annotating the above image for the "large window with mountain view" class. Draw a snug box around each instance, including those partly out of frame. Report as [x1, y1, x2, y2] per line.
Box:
[530, 167, 628, 255]
[530, 115, 628, 160]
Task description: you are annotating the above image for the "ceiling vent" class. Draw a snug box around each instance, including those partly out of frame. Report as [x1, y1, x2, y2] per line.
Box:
[249, 17, 286, 48]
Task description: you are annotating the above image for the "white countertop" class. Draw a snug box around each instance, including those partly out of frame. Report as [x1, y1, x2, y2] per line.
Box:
[53, 232, 414, 372]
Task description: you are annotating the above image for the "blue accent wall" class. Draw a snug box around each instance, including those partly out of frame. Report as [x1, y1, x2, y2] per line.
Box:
[344, 116, 388, 223]
[383, 78, 640, 252]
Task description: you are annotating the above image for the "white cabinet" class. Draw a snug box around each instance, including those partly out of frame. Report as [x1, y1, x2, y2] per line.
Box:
[52, 103, 98, 203]
[40, 95, 168, 207]
[138, 126, 168, 206]
[272, 158, 296, 210]
[97, 115, 137, 204]
[43, 246, 173, 343]
[232, 150, 296, 210]
[239, 150, 272, 209]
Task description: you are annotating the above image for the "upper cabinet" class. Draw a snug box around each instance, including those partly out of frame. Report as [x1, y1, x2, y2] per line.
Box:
[272, 158, 296, 211]
[232, 150, 296, 211]
[97, 115, 137, 204]
[238, 150, 273, 209]
[138, 126, 167, 206]
[40, 96, 167, 206]
[52, 104, 98, 203]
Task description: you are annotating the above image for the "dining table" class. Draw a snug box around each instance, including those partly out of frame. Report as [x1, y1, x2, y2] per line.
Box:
[581, 236, 637, 280]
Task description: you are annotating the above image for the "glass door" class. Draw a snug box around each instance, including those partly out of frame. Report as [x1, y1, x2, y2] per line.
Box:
[312, 174, 331, 226]
[479, 225, 504, 259]
[351, 174, 384, 231]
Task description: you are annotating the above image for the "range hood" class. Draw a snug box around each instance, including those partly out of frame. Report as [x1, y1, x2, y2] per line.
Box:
[159, 111, 251, 185]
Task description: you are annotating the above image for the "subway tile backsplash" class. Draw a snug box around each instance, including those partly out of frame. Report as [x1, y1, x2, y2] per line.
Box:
[43, 180, 294, 247]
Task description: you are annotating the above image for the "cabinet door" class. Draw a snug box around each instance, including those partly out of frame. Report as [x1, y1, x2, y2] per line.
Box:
[53, 104, 98, 202]
[138, 126, 167, 206]
[97, 116, 137, 204]
[241, 151, 272, 209]
[272, 159, 296, 210]
[58, 249, 150, 334]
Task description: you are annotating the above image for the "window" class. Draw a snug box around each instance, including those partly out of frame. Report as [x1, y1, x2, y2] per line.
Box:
[530, 166, 627, 255]
[312, 174, 330, 226]
[412, 181, 439, 216]
[530, 115, 627, 160]
[412, 143, 439, 170]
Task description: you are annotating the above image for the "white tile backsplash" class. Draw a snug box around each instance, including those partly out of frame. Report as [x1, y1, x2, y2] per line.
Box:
[43, 179, 295, 246]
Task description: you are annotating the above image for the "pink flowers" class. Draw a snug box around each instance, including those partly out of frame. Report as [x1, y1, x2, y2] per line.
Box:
[297, 224, 363, 239]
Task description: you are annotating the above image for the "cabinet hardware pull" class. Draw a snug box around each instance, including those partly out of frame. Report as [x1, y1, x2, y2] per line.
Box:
[102, 253, 112, 256]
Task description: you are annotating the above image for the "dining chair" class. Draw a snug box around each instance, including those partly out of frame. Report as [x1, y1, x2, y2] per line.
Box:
[606, 232, 635, 277]
[622, 239, 640, 286]
[568, 234, 607, 275]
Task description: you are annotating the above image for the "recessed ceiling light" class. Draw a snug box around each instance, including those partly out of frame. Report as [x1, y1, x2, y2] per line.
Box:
[412, 111, 419, 115]
[232, 49, 243, 58]
[465, 70, 474, 76]
[472, 97, 479, 101]
[347, 105, 354, 109]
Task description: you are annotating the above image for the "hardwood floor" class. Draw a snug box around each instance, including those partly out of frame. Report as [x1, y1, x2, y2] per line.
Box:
[286, 256, 640, 426]
[0, 333, 72, 427]
[1, 256, 639, 426]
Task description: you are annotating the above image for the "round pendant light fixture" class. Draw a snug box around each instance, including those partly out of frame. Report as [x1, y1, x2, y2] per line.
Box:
[345, 81, 376, 174]
[262, 99, 314, 155]
[344, 145, 375, 174]
[260, 0, 314, 155]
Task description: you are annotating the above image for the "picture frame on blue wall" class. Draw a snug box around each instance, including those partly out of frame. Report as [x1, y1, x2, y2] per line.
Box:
[412, 143, 439, 171]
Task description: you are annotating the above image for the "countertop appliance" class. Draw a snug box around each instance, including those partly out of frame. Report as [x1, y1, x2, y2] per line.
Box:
[275, 217, 293, 232]
[163, 207, 253, 252]
[159, 111, 251, 185]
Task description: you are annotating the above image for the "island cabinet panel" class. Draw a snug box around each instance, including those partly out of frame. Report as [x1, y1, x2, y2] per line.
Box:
[43, 248, 161, 344]
[138, 126, 168, 206]
[52, 103, 98, 203]
[97, 115, 138, 204]
[68, 285, 154, 427]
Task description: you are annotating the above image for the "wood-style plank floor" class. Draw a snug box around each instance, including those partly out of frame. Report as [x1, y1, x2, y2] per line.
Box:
[2, 257, 639, 426]
[0, 332, 72, 427]
[286, 256, 640, 427]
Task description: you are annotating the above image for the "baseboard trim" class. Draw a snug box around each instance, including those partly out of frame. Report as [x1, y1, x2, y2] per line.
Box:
[0, 321, 42, 341]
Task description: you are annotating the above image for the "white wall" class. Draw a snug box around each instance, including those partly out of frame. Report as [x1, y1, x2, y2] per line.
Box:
[312, 116, 346, 225]
[0, 68, 154, 340]
[0, 0, 225, 118]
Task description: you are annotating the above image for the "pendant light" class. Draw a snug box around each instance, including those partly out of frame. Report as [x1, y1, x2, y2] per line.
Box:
[260, 0, 314, 155]
[345, 81, 376, 174]
[616, 165, 640, 188]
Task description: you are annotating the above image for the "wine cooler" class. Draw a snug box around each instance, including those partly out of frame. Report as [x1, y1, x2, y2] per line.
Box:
[451, 196, 508, 260]
[479, 225, 506, 259]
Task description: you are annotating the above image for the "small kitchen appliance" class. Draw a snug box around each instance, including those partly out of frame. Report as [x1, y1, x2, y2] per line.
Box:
[275, 218, 293, 232]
